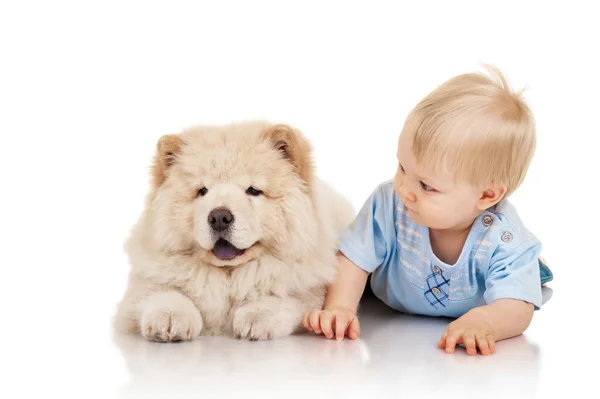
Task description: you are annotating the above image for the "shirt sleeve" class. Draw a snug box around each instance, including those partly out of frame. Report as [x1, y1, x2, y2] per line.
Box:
[337, 183, 394, 273]
[484, 239, 543, 310]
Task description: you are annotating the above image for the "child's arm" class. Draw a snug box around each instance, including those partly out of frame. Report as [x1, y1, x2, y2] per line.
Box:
[437, 298, 534, 356]
[303, 182, 394, 340]
[303, 251, 369, 340]
[438, 240, 543, 355]
[479, 298, 535, 340]
[324, 252, 370, 313]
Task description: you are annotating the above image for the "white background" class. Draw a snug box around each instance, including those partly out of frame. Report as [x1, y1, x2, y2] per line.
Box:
[1, 1, 598, 398]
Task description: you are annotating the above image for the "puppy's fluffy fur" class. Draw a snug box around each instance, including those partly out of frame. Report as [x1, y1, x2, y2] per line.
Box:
[114, 121, 354, 341]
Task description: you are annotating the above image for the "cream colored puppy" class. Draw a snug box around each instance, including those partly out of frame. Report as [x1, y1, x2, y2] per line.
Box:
[114, 121, 354, 341]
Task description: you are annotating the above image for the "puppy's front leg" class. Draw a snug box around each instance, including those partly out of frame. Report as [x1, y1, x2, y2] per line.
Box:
[232, 296, 305, 340]
[117, 290, 203, 342]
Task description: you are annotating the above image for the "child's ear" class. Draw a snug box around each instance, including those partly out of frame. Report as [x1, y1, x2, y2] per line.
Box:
[476, 182, 507, 211]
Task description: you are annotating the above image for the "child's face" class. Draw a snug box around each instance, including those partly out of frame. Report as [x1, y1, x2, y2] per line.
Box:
[394, 133, 484, 230]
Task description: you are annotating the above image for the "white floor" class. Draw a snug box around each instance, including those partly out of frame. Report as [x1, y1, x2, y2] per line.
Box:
[6, 278, 592, 399]
[112, 292, 556, 399]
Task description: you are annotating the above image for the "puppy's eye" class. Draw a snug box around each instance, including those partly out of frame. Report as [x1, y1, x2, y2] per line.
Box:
[246, 187, 263, 196]
[197, 187, 208, 197]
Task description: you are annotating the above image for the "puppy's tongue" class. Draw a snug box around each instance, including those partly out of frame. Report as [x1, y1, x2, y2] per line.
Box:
[213, 239, 242, 260]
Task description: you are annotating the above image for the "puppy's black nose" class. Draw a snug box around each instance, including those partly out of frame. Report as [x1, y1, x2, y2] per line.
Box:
[208, 208, 234, 232]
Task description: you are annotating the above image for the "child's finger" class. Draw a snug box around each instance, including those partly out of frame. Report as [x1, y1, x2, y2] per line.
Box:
[302, 312, 311, 331]
[445, 326, 464, 353]
[320, 311, 334, 339]
[476, 334, 491, 355]
[463, 333, 477, 356]
[335, 315, 348, 340]
[438, 329, 449, 349]
[445, 334, 458, 353]
[348, 318, 360, 340]
[309, 310, 322, 334]
[487, 334, 496, 354]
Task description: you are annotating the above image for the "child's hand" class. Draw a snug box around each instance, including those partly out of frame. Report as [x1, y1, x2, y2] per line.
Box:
[437, 309, 496, 356]
[303, 307, 360, 340]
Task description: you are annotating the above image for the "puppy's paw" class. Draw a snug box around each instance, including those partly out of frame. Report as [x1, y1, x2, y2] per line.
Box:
[232, 300, 297, 340]
[139, 292, 203, 343]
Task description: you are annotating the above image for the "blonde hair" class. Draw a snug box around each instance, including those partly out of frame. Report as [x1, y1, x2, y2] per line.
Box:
[403, 65, 536, 197]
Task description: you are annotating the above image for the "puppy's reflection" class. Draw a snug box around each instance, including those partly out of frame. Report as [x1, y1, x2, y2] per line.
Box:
[114, 328, 369, 398]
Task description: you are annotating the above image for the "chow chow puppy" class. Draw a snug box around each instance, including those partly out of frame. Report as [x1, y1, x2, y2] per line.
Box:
[114, 121, 354, 341]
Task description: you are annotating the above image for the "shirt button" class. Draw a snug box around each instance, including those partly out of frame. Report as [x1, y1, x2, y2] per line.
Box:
[434, 266, 442, 275]
[432, 287, 441, 295]
[482, 215, 493, 227]
[502, 232, 513, 243]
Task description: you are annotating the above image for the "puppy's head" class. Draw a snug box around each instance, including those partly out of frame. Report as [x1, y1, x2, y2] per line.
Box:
[146, 121, 317, 267]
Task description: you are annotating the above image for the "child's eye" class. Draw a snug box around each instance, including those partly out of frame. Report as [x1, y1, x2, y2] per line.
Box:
[420, 181, 435, 192]
[399, 163, 405, 172]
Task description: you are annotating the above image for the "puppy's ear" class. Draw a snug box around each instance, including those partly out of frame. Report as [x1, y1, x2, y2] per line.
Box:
[152, 134, 184, 187]
[261, 124, 314, 184]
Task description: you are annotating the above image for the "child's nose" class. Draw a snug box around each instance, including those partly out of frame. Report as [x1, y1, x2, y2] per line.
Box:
[399, 185, 417, 202]
[404, 192, 417, 202]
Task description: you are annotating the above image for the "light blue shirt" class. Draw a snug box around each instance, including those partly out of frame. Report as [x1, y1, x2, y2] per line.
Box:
[338, 179, 544, 318]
